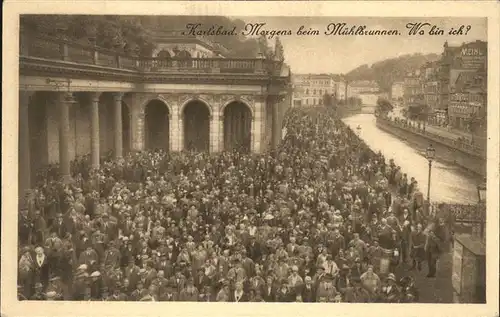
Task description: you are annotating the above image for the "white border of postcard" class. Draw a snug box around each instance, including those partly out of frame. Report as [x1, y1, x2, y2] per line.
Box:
[2, 1, 499, 317]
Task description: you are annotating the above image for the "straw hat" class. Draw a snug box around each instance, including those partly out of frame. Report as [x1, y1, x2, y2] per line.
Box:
[387, 273, 396, 282]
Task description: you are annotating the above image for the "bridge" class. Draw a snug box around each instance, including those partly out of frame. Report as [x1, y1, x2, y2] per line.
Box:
[19, 31, 292, 196]
[360, 104, 376, 114]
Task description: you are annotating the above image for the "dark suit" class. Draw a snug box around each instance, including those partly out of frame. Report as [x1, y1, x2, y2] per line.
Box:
[229, 290, 249, 302]
[19, 215, 33, 245]
[32, 253, 49, 289]
[301, 285, 316, 302]
[261, 284, 277, 302]
[51, 220, 67, 239]
[246, 241, 263, 262]
[194, 274, 211, 290]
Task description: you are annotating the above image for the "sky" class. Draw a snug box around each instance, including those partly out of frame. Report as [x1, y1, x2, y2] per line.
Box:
[233, 17, 487, 74]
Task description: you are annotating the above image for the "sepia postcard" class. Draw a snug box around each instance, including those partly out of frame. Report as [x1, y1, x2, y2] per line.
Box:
[2, 1, 499, 317]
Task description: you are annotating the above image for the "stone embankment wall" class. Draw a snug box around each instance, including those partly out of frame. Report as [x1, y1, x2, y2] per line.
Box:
[376, 117, 486, 177]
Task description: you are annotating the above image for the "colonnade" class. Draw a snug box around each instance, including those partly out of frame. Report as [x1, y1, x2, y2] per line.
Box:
[18, 90, 286, 194]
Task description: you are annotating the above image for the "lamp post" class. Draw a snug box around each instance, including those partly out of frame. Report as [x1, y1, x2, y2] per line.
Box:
[476, 179, 487, 241]
[425, 144, 436, 204]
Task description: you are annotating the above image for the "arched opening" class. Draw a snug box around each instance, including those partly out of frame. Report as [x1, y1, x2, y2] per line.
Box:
[27, 92, 50, 187]
[223, 101, 252, 153]
[145, 100, 170, 152]
[183, 100, 210, 152]
[122, 102, 131, 154]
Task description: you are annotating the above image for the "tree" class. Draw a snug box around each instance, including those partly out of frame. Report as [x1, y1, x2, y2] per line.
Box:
[407, 103, 429, 121]
[346, 53, 439, 94]
[323, 93, 335, 109]
[466, 106, 487, 145]
[376, 97, 393, 115]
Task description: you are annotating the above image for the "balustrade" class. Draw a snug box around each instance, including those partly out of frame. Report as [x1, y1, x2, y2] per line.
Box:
[20, 32, 283, 76]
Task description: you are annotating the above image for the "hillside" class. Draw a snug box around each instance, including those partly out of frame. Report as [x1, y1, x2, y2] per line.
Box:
[346, 53, 440, 93]
[21, 15, 269, 58]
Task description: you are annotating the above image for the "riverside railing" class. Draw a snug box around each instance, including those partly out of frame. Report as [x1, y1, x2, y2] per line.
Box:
[20, 33, 282, 75]
[378, 116, 485, 157]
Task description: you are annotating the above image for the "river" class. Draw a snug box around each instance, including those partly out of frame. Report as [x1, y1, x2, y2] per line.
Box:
[342, 113, 479, 204]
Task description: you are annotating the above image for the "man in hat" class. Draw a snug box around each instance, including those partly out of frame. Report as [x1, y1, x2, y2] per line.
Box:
[130, 281, 148, 301]
[103, 240, 121, 270]
[157, 252, 174, 279]
[367, 239, 384, 273]
[169, 270, 187, 295]
[18, 246, 35, 298]
[124, 258, 141, 290]
[19, 207, 33, 245]
[120, 237, 136, 267]
[329, 229, 345, 258]
[344, 277, 371, 303]
[425, 218, 449, 278]
[216, 280, 231, 302]
[315, 274, 337, 302]
[79, 245, 99, 272]
[301, 276, 316, 302]
[179, 278, 199, 302]
[381, 273, 401, 303]
[312, 265, 326, 290]
[32, 209, 47, 245]
[108, 287, 128, 301]
[410, 223, 426, 271]
[46, 276, 64, 299]
[199, 285, 216, 302]
[71, 272, 89, 300]
[152, 270, 169, 295]
[89, 271, 103, 300]
[160, 285, 179, 301]
[30, 283, 46, 300]
[50, 213, 67, 240]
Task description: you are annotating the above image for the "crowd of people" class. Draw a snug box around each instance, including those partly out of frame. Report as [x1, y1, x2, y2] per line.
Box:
[18, 107, 451, 302]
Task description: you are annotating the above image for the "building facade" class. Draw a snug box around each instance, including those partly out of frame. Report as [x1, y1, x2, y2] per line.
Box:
[445, 40, 487, 130]
[391, 81, 405, 101]
[348, 80, 379, 97]
[403, 70, 423, 109]
[148, 28, 228, 59]
[19, 29, 291, 197]
[448, 70, 487, 130]
[292, 74, 338, 107]
[420, 61, 442, 111]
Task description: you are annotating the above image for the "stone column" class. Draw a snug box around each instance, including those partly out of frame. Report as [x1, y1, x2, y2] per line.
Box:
[58, 92, 74, 180]
[113, 92, 124, 159]
[252, 100, 263, 153]
[209, 110, 221, 153]
[271, 98, 281, 149]
[178, 112, 185, 152]
[131, 110, 145, 152]
[19, 91, 34, 199]
[89, 92, 101, 168]
[170, 109, 180, 152]
[219, 114, 225, 152]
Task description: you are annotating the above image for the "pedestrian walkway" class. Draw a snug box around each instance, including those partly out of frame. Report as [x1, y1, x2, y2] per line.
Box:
[395, 252, 454, 303]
